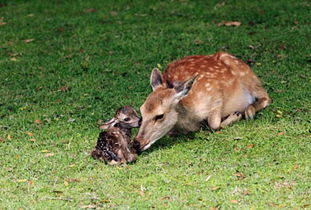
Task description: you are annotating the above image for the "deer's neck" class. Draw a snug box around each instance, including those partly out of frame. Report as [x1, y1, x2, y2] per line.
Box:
[176, 102, 189, 116]
[175, 102, 201, 132]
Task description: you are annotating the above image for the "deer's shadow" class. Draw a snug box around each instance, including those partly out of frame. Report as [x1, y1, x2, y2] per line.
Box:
[138, 123, 213, 156]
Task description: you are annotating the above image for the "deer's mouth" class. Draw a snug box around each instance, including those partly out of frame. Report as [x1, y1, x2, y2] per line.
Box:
[132, 140, 142, 154]
[134, 135, 150, 151]
[141, 139, 158, 151]
[134, 135, 161, 152]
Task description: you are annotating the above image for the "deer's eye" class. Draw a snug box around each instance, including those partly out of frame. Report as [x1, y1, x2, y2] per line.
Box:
[154, 114, 164, 121]
[124, 117, 130, 122]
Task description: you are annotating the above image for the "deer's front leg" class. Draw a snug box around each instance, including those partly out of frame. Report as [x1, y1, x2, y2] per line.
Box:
[208, 110, 242, 130]
[208, 109, 222, 130]
[220, 112, 242, 128]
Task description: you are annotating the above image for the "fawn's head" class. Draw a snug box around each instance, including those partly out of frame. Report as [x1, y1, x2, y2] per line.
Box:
[134, 68, 196, 151]
[100, 106, 141, 130]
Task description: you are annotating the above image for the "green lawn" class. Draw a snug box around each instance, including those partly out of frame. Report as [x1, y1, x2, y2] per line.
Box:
[0, 0, 310, 208]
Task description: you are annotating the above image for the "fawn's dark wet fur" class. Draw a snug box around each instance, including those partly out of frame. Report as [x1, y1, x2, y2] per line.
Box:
[91, 106, 140, 165]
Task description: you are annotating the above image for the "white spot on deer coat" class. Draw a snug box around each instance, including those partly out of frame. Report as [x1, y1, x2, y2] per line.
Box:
[206, 86, 213, 91]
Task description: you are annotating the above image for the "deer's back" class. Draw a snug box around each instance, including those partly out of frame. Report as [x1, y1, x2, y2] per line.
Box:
[162, 52, 261, 118]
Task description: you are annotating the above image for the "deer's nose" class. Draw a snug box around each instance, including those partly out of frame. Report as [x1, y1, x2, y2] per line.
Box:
[138, 118, 142, 126]
[132, 140, 141, 154]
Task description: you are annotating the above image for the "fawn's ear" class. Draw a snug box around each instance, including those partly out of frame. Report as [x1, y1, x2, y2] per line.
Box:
[173, 76, 197, 100]
[100, 117, 119, 130]
[150, 68, 164, 91]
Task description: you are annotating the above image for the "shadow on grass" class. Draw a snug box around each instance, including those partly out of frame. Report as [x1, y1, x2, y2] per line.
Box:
[139, 124, 214, 156]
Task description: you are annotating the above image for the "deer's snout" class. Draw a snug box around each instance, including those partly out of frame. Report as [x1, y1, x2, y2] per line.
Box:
[134, 136, 146, 154]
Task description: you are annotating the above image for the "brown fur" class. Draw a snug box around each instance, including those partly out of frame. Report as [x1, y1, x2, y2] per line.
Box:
[135, 52, 271, 150]
[92, 106, 140, 165]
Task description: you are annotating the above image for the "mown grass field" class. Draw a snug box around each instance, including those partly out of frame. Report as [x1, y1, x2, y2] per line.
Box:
[0, 0, 310, 209]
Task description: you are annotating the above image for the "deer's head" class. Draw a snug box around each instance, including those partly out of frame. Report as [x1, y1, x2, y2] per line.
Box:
[134, 68, 196, 151]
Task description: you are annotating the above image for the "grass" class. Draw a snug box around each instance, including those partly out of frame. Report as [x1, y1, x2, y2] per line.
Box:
[0, 0, 310, 208]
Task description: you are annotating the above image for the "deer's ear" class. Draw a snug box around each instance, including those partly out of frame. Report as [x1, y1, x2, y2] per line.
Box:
[150, 68, 163, 91]
[174, 76, 197, 100]
[100, 117, 118, 130]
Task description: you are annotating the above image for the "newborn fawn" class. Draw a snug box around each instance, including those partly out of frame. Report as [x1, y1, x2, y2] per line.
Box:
[91, 106, 140, 165]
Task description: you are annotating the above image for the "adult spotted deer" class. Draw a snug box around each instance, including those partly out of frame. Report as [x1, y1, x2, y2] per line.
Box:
[135, 52, 271, 151]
